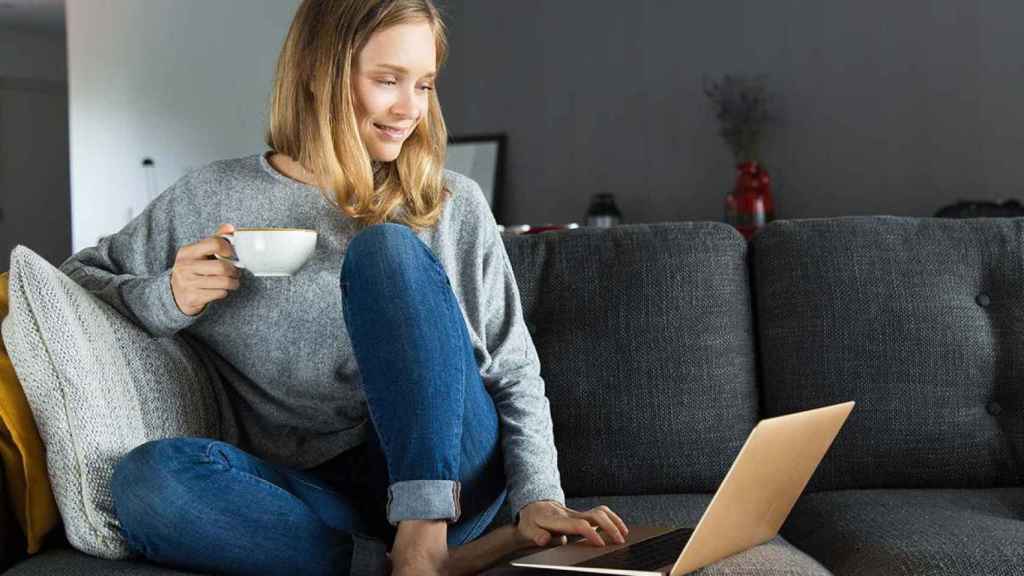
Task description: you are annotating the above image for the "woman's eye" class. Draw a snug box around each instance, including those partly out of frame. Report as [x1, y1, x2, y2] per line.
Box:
[418, 85, 434, 92]
[377, 79, 397, 86]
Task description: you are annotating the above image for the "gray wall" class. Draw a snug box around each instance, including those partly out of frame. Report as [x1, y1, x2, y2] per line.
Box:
[66, 0, 300, 252]
[0, 26, 69, 271]
[440, 0, 1024, 226]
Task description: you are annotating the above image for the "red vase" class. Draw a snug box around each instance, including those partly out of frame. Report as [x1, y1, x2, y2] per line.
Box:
[725, 161, 774, 240]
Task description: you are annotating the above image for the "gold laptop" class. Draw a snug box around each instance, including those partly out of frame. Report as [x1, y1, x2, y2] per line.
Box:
[510, 401, 855, 576]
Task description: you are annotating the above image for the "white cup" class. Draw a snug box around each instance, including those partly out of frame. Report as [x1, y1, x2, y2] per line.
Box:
[216, 228, 317, 277]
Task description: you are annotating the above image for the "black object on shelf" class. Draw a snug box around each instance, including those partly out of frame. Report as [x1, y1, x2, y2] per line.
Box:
[585, 193, 623, 227]
[935, 199, 1024, 218]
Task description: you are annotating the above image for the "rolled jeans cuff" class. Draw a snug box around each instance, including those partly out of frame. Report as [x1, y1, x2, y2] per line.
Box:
[387, 480, 462, 525]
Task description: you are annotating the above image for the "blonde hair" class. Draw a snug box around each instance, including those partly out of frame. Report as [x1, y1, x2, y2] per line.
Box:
[266, 0, 450, 231]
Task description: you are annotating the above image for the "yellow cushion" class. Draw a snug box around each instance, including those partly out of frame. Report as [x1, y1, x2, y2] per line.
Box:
[0, 271, 59, 554]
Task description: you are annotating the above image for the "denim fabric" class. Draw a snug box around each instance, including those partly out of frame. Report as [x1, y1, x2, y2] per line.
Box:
[341, 223, 507, 534]
[110, 223, 508, 575]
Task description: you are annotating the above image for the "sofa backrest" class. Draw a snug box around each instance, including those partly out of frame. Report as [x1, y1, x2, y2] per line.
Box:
[753, 216, 1024, 491]
[503, 223, 759, 497]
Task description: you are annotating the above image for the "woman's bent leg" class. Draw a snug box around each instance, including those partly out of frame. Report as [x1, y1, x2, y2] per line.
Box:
[111, 437, 387, 576]
[340, 224, 507, 548]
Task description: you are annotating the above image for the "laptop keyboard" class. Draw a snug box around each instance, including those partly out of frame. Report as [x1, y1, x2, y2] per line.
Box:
[575, 527, 695, 571]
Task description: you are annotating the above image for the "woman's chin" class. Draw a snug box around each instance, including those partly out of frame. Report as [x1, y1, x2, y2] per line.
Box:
[368, 147, 402, 162]
[375, 155, 401, 163]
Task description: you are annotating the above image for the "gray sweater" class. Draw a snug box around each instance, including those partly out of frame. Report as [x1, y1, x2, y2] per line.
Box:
[60, 152, 565, 515]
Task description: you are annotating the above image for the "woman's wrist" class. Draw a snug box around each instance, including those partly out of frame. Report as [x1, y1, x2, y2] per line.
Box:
[447, 524, 532, 575]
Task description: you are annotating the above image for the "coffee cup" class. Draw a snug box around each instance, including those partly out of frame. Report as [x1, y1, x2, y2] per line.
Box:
[215, 228, 317, 277]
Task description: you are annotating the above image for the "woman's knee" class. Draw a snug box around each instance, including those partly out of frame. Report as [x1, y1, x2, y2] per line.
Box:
[111, 438, 217, 537]
[341, 223, 431, 282]
[351, 223, 416, 250]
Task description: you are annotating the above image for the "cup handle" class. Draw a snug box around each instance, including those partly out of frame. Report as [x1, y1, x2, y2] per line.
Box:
[214, 233, 245, 269]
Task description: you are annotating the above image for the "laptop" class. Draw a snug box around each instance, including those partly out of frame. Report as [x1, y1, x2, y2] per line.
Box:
[510, 401, 855, 576]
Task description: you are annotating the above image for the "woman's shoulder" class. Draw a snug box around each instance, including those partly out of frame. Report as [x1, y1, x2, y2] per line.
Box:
[442, 169, 489, 218]
[431, 169, 502, 251]
[179, 154, 265, 191]
[442, 168, 478, 193]
[153, 153, 269, 209]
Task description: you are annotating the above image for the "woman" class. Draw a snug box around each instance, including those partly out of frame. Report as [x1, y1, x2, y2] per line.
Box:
[61, 0, 627, 574]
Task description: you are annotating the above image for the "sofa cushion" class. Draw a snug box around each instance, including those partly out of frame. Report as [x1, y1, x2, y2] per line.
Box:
[1, 246, 226, 559]
[752, 217, 1024, 490]
[503, 223, 759, 496]
[0, 271, 61, 554]
[12, 497, 828, 576]
[3, 548, 201, 576]
[780, 488, 1024, 576]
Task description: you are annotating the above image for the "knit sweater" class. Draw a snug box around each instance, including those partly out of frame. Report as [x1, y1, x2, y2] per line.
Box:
[59, 152, 565, 515]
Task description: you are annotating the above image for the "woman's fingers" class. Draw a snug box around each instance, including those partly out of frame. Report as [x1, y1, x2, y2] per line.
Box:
[519, 504, 629, 550]
[575, 508, 625, 544]
[190, 258, 241, 278]
[519, 523, 553, 547]
[197, 288, 230, 302]
[538, 516, 605, 547]
[170, 225, 239, 317]
[194, 275, 240, 291]
[597, 505, 629, 539]
[181, 264, 239, 288]
[178, 235, 234, 261]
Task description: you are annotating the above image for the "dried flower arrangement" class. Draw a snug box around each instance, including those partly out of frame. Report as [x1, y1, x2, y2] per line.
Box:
[703, 75, 773, 163]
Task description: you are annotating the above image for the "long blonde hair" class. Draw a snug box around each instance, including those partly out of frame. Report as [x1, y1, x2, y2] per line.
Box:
[266, 0, 450, 231]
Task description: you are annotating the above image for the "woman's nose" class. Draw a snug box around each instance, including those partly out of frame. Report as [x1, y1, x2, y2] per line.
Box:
[390, 87, 419, 119]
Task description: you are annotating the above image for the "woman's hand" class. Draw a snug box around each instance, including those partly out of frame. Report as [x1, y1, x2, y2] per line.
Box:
[171, 224, 242, 316]
[516, 500, 629, 548]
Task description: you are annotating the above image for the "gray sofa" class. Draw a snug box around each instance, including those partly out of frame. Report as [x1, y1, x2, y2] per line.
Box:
[3, 216, 1023, 575]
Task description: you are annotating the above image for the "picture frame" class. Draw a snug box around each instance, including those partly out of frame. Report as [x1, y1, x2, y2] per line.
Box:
[445, 133, 506, 223]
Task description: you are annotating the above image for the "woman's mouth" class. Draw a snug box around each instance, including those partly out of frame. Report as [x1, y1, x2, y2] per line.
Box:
[374, 123, 410, 142]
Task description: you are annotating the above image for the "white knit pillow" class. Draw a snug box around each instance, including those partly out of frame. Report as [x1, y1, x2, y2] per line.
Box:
[1, 246, 224, 559]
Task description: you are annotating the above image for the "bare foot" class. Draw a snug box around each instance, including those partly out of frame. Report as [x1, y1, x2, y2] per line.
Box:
[391, 519, 449, 576]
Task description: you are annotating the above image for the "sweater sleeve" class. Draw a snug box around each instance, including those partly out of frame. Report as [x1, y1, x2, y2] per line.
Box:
[59, 177, 203, 338]
[455, 181, 566, 516]
[482, 228, 566, 515]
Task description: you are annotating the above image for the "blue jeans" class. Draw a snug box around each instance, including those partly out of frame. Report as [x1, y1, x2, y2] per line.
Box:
[111, 224, 508, 575]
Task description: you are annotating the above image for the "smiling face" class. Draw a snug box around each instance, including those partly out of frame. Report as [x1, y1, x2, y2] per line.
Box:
[353, 20, 437, 162]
